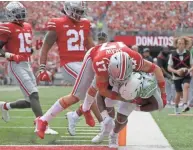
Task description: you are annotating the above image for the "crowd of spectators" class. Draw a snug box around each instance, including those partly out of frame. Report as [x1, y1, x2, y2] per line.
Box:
[106, 1, 192, 31]
[1, 1, 192, 31]
[0, 1, 193, 84]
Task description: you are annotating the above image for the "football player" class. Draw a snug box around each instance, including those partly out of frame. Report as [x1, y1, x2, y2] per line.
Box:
[66, 31, 108, 135]
[92, 71, 165, 148]
[35, 42, 166, 139]
[36, 1, 104, 136]
[0, 2, 57, 134]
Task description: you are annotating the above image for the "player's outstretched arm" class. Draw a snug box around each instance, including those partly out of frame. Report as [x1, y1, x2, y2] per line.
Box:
[40, 31, 57, 65]
[37, 31, 57, 82]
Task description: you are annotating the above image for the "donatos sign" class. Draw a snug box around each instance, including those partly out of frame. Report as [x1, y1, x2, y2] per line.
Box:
[114, 36, 174, 47]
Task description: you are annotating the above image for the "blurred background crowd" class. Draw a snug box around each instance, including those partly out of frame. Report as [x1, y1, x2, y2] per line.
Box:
[0, 1, 193, 89]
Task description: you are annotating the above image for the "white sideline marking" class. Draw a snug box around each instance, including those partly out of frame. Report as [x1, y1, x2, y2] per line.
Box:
[0, 86, 50, 91]
[61, 136, 95, 138]
[123, 111, 174, 150]
[56, 139, 108, 142]
[0, 126, 100, 131]
[63, 133, 98, 136]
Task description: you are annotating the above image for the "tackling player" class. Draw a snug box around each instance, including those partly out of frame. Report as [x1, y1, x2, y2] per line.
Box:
[0, 2, 57, 134]
[35, 42, 166, 139]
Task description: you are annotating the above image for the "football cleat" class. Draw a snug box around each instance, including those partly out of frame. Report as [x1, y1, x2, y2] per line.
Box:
[81, 106, 95, 127]
[45, 126, 58, 135]
[66, 112, 79, 136]
[34, 117, 48, 139]
[0, 102, 10, 122]
[92, 132, 105, 143]
[92, 117, 115, 143]
[109, 132, 118, 148]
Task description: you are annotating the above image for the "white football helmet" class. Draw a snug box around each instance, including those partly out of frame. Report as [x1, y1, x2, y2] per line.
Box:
[108, 52, 133, 83]
[119, 72, 143, 100]
[5, 2, 27, 22]
[64, 1, 87, 21]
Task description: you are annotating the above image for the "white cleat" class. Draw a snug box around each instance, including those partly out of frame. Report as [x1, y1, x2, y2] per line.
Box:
[45, 126, 58, 135]
[34, 126, 58, 135]
[0, 102, 10, 122]
[92, 117, 115, 143]
[109, 132, 118, 148]
[66, 111, 79, 136]
[92, 132, 105, 143]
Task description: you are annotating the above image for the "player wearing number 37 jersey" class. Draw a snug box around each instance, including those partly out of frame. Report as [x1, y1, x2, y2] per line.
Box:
[0, 2, 57, 135]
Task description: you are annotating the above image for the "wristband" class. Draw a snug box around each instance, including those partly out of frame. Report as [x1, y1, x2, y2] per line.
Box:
[158, 81, 165, 89]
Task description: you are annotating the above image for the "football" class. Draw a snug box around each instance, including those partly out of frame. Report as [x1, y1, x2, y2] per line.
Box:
[119, 72, 143, 100]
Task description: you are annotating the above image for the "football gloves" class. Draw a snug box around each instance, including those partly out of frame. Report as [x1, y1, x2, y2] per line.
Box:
[37, 64, 52, 82]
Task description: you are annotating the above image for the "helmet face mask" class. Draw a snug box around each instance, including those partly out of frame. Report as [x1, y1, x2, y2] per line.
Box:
[108, 52, 133, 83]
[64, 1, 87, 22]
[6, 2, 27, 22]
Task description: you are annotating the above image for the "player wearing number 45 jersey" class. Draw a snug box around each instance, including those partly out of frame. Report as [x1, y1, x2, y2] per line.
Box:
[0, 2, 57, 135]
[35, 41, 166, 139]
[36, 1, 104, 138]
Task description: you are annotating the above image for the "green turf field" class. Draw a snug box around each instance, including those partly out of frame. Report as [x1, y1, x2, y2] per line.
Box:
[0, 86, 192, 150]
[152, 108, 193, 150]
[0, 86, 108, 145]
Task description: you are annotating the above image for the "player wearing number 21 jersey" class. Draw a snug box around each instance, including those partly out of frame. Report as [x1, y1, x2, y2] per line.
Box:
[36, 1, 101, 139]
[35, 41, 166, 139]
[0, 2, 57, 135]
